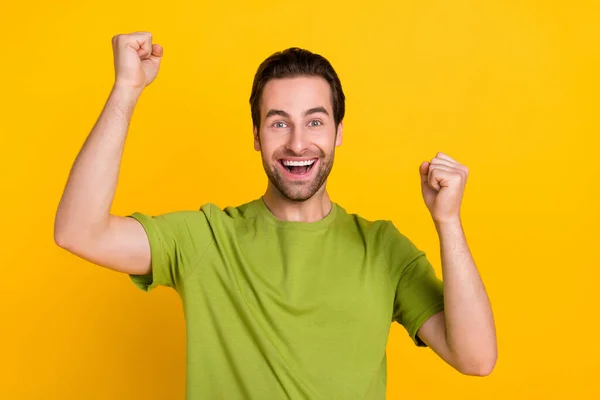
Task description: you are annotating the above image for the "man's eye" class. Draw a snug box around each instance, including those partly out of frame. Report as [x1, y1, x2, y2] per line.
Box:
[308, 120, 322, 127]
[273, 121, 288, 128]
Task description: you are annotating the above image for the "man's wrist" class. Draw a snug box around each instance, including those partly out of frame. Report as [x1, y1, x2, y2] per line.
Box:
[433, 217, 463, 233]
[108, 83, 143, 117]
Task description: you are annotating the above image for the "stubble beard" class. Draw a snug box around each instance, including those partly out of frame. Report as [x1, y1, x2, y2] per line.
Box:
[262, 149, 335, 202]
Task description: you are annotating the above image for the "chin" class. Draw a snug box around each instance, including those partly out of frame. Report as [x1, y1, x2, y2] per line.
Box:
[262, 154, 333, 202]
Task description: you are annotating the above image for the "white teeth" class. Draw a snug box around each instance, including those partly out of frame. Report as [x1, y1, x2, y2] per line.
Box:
[282, 159, 316, 167]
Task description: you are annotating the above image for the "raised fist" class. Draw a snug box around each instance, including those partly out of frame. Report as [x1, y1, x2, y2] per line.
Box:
[111, 32, 163, 90]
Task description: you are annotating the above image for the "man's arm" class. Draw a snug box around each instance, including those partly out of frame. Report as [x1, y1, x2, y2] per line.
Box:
[417, 220, 497, 376]
[415, 153, 497, 376]
[54, 32, 163, 275]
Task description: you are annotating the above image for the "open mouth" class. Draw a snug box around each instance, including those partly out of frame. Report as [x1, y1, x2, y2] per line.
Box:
[279, 159, 317, 176]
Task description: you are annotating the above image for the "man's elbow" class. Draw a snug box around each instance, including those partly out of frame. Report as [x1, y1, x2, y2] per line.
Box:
[456, 354, 497, 377]
[54, 225, 78, 251]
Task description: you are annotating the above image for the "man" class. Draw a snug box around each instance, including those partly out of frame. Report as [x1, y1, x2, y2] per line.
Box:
[54, 31, 497, 399]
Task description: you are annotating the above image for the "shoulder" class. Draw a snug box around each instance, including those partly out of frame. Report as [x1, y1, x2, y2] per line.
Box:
[129, 208, 209, 228]
[196, 199, 262, 224]
[338, 206, 421, 256]
[335, 205, 399, 247]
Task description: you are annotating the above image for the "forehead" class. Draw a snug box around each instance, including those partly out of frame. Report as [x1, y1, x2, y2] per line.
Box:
[261, 76, 332, 116]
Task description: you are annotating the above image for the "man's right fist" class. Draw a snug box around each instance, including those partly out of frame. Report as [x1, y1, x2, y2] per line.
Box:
[111, 32, 163, 90]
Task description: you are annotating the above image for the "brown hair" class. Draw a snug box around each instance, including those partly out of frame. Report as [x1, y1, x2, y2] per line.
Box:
[249, 47, 346, 130]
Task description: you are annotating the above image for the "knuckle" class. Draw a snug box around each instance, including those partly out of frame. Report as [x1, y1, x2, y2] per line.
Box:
[114, 34, 126, 46]
[137, 31, 152, 40]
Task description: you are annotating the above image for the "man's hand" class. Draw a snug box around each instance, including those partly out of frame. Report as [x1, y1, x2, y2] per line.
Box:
[416, 152, 497, 376]
[112, 31, 163, 90]
[419, 152, 468, 224]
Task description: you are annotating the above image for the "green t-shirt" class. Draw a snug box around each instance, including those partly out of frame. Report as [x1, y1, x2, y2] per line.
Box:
[128, 198, 444, 399]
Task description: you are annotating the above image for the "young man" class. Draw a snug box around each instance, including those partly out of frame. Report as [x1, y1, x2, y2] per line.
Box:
[54, 32, 497, 399]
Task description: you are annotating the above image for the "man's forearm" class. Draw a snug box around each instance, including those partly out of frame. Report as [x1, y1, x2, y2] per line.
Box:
[54, 84, 142, 245]
[436, 219, 497, 374]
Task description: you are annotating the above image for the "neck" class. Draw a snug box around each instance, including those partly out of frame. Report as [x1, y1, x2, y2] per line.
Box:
[262, 183, 333, 223]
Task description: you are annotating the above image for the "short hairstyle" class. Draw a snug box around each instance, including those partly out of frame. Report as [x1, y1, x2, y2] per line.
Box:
[249, 47, 346, 130]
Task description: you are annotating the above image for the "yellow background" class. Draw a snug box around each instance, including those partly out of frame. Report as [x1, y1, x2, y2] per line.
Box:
[2, 1, 599, 399]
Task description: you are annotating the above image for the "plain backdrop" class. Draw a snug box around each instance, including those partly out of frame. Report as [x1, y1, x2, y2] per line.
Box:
[1, 1, 599, 399]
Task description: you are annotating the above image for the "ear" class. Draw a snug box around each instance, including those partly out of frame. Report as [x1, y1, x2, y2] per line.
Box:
[335, 122, 343, 147]
[253, 126, 261, 151]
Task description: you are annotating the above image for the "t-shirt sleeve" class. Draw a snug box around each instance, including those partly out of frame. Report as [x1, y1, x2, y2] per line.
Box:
[126, 208, 213, 292]
[385, 222, 445, 347]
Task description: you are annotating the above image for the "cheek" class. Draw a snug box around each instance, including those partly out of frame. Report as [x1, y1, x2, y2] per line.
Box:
[314, 133, 336, 150]
[259, 135, 285, 156]
[258, 141, 278, 160]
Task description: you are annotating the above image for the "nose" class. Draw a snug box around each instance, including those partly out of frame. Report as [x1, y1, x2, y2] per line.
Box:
[285, 126, 309, 155]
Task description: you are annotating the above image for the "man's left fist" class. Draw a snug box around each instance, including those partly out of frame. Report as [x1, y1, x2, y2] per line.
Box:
[419, 152, 469, 224]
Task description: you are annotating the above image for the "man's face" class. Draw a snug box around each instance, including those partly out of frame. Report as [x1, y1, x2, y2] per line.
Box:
[254, 76, 343, 202]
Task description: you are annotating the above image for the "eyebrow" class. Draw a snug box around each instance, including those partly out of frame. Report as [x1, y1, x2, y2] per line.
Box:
[304, 107, 329, 117]
[265, 106, 330, 120]
[265, 109, 290, 119]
